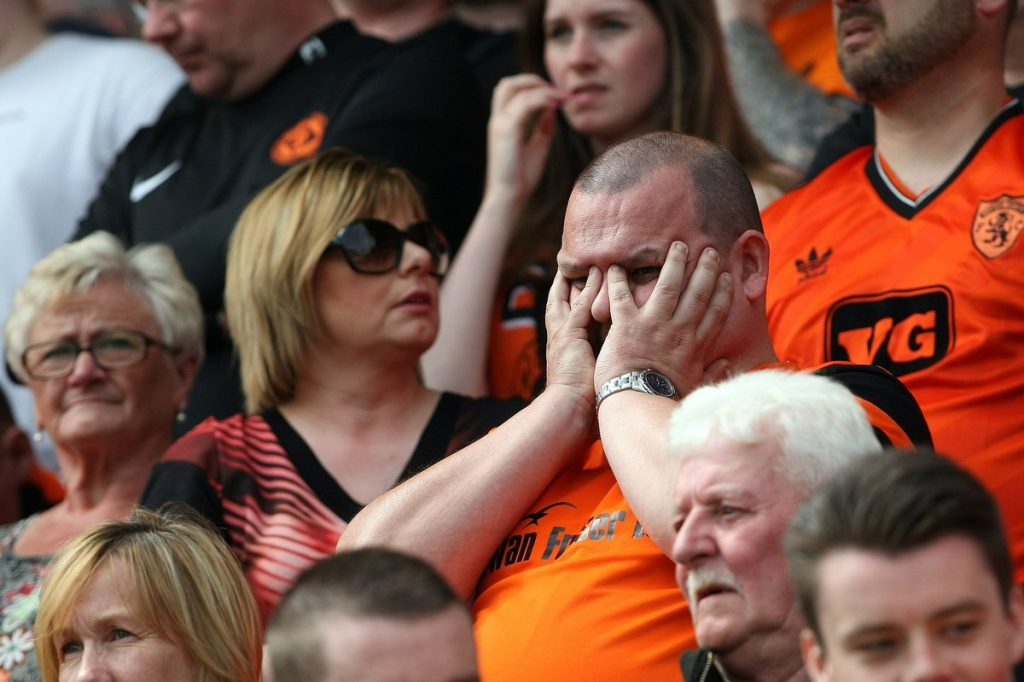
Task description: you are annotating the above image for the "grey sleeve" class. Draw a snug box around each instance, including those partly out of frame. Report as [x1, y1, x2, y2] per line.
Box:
[722, 18, 861, 171]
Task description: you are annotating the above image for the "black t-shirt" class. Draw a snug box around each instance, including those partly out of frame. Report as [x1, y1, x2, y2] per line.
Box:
[75, 21, 487, 427]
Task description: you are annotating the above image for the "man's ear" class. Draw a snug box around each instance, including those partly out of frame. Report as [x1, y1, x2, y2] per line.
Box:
[801, 628, 829, 681]
[729, 230, 770, 302]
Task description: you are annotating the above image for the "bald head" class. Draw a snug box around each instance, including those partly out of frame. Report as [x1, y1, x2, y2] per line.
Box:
[574, 133, 764, 249]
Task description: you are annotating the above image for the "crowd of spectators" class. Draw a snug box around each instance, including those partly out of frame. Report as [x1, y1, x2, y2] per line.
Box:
[1, 0, 1022, 680]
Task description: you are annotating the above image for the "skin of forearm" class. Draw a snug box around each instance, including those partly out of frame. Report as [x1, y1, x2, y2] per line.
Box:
[420, 191, 524, 397]
[723, 18, 861, 171]
[337, 385, 594, 599]
[596, 392, 681, 556]
[713, 0, 774, 25]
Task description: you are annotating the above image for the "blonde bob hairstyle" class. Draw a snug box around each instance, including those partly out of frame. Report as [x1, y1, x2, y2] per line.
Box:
[4, 231, 203, 381]
[226, 147, 427, 414]
[34, 507, 262, 682]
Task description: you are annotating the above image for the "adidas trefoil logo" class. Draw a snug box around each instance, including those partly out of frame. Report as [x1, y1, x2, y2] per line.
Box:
[795, 247, 832, 281]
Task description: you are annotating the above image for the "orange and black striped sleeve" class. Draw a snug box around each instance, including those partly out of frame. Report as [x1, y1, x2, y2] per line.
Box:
[813, 362, 933, 449]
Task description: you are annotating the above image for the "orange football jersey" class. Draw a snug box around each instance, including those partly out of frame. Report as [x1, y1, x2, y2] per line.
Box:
[765, 101, 1024, 579]
[473, 365, 929, 681]
[487, 266, 549, 401]
[769, 0, 856, 99]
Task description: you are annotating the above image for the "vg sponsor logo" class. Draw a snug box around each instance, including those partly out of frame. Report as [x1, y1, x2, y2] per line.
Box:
[826, 287, 954, 377]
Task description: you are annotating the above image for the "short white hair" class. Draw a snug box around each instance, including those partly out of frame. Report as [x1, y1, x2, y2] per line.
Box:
[4, 232, 204, 381]
[668, 370, 881, 491]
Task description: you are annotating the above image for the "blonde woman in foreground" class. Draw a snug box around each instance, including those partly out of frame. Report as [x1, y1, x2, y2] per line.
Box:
[34, 507, 261, 682]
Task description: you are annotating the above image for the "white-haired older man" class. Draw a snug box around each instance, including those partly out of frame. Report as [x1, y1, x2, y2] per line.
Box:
[670, 369, 882, 682]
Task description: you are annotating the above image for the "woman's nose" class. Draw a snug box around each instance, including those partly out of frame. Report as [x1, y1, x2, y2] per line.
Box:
[66, 349, 106, 385]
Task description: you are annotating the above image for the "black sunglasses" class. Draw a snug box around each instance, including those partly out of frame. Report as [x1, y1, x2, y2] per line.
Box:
[327, 219, 450, 276]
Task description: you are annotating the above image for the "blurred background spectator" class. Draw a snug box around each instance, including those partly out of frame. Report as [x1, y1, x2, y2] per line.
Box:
[454, 0, 524, 31]
[75, 0, 488, 432]
[333, 0, 519, 114]
[0, 388, 63, 527]
[0, 0, 183, 470]
[35, 0, 140, 36]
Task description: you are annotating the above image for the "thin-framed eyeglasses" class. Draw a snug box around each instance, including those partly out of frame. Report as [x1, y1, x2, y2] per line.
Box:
[326, 218, 450, 277]
[21, 330, 176, 381]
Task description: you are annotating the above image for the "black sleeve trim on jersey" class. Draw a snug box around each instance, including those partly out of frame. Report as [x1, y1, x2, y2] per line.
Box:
[867, 100, 1023, 220]
[140, 460, 227, 536]
[813, 363, 933, 448]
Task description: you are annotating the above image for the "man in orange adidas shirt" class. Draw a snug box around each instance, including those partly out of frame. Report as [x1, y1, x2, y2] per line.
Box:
[764, 0, 1024, 583]
[713, 0, 861, 170]
[342, 132, 929, 681]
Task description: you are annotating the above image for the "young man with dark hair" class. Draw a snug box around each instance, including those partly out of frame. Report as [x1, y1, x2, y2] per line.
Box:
[787, 450, 1024, 681]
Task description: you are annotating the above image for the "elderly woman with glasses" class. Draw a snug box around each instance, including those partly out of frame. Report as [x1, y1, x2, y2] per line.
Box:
[0, 232, 202, 682]
[142, 148, 523, 620]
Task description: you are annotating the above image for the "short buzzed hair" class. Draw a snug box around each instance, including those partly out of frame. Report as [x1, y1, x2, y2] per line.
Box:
[786, 450, 1015, 643]
[574, 132, 763, 247]
[268, 548, 467, 680]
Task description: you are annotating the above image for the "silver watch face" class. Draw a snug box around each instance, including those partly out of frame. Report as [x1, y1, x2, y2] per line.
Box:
[641, 370, 676, 398]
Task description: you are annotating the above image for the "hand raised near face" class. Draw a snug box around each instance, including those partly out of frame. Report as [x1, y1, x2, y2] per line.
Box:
[485, 74, 563, 205]
[594, 242, 734, 400]
[545, 266, 602, 410]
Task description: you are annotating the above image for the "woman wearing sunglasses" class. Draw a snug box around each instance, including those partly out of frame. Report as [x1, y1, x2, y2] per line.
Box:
[141, 149, 523, 620]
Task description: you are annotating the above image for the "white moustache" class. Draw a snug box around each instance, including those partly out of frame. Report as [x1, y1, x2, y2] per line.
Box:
[686, 565, 742, 606]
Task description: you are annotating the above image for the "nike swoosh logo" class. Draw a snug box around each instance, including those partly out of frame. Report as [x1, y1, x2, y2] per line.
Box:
[130, 160, 182, 203]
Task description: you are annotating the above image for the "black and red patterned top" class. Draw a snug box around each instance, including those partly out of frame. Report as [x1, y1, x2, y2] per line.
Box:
[142, 392, 521, 620]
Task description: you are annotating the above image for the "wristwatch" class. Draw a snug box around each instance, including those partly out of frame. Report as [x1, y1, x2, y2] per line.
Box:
[596, 369, 678, 410]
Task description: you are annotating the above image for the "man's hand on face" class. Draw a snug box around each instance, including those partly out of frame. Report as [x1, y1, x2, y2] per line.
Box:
[594, 241, 734, 400]
[545, 266, 602, 412]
